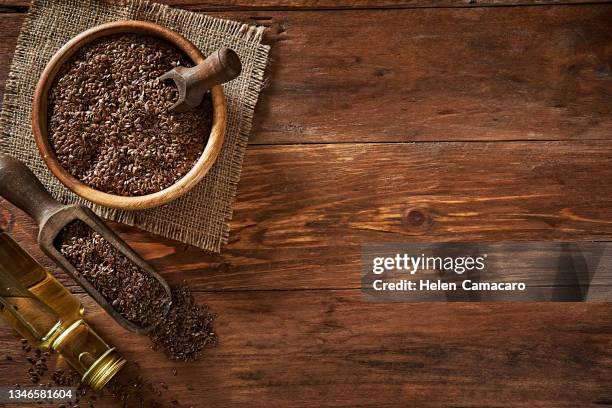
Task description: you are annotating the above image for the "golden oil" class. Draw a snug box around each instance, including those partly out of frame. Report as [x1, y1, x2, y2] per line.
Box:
[0, 232, 125, 390]
[0, 233, 82, 338]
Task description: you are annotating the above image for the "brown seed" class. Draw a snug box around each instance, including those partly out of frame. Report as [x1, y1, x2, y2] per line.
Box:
[47, 34, 212, 196]
[56, 221, 169, 327]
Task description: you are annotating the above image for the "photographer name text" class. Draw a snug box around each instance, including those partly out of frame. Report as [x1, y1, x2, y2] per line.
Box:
[370, 254, 526, 292]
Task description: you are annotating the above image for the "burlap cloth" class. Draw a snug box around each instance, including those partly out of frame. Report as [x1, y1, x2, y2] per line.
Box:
[0, 0, 270, 252]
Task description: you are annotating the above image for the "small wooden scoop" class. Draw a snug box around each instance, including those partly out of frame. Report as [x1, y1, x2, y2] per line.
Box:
[159, 47, 242, 113]
[0, 154, 171, 334]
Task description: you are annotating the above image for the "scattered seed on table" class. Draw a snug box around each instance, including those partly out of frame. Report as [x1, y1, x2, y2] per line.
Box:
[149, 283, 216, 361]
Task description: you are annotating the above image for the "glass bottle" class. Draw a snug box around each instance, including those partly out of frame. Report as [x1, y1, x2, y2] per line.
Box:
[0, 232, 125, 390]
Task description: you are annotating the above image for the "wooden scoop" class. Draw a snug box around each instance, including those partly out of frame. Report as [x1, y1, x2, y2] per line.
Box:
[0, 154, 171, 334]
[159, 47, 242, 113]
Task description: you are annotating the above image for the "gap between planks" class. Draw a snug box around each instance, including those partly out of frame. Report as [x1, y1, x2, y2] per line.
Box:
[1, 1, 612, 13]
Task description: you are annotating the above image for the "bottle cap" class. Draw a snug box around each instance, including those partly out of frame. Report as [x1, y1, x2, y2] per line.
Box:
[82, 348, 126, 391]
[52, 320, 126, 391]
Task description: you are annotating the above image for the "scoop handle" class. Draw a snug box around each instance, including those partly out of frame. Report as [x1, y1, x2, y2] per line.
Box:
[193, 47, 242, 89]
[166, 47, 242, 113]
[0, 154, 63, 226]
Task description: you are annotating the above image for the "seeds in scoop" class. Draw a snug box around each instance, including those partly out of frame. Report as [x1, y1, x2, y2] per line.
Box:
[55, 221, 169, 327]
[47, 34, 213, 196]
[55, 221, 216, 361]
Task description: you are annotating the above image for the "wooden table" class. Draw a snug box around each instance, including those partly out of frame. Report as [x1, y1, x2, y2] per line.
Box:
[1, 0, 611, 406]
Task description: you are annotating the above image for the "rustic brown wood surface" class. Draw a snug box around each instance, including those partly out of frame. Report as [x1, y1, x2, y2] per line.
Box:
[7, 141, 612, 293]
[1, 0, 611, 407]
[2, 5, 612, 144]
[1, 0, 611, 10]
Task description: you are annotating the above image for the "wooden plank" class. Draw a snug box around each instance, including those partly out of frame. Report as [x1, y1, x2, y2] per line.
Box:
[114, 140, 612, 290]
[241, 5, 612, 143]
[1, 6, 611, 143]
[3, 141, 612, 291]
[1, 291, 612, 407]
[0, 4, 608, 407]
[2, 0, 612, 11]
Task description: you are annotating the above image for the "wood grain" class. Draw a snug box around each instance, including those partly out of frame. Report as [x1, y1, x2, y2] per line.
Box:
[116, 140, 612, 291]
[1, 0, 611, 10]
[2, 292, 612, 407]
[0, 2, 611, 407]
[4, 141, 612, 292]
[2, 5, 612, 143]
[243, 5, 612, 143]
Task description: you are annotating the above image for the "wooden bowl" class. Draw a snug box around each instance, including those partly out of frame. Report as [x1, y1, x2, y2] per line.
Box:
[32, 20, 226, 210]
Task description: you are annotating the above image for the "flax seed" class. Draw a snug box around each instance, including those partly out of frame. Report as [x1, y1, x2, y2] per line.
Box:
[48, 34, 212, 196]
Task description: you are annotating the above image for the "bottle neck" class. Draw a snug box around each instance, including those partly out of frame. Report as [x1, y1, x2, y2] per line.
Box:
[52, 319, 126, 391]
